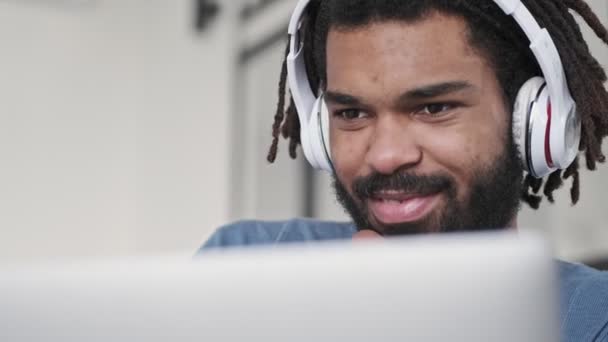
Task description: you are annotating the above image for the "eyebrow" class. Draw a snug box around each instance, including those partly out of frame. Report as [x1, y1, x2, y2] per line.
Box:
[324, 91, 363, 106]
[325, 81, 475, 107]
[401, 81, 474, 101]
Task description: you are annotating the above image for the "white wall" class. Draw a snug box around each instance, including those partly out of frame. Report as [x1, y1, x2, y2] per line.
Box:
[132, 1, 237, 254]
[0, 0, 237, 261]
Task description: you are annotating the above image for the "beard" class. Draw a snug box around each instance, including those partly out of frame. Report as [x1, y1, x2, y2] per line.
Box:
[333, 137, 523, 236]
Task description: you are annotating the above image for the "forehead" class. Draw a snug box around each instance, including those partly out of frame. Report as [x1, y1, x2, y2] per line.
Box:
[325, 13, 491, 94]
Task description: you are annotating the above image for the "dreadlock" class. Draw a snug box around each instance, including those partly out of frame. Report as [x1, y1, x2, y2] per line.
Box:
[267, 0, 608, 209]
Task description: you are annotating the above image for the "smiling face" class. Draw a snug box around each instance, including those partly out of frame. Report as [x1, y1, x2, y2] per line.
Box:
[325, 13, 523, 235]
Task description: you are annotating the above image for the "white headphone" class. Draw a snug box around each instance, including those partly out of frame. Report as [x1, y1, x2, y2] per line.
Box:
[286, 0, 581, 178]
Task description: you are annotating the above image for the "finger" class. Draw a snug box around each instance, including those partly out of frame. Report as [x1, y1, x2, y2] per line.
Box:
[352, 229, 383, 240]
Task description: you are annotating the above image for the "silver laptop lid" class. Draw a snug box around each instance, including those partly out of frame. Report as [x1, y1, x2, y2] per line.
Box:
[0, 231, 558, 342]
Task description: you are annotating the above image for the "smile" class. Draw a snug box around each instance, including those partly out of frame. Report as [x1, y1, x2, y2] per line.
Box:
[367, 192, 441, 225]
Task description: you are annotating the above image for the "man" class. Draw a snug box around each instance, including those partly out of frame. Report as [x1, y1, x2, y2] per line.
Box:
[202, 1, 608, 340]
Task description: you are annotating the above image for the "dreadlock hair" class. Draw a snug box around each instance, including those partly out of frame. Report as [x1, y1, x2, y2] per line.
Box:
[267, 0, 608, 209]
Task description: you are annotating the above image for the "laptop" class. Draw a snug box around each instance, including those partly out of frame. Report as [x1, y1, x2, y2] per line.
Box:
[0, 231, 559, 341]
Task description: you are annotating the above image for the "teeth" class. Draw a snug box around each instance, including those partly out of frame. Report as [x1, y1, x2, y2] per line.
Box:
[381, 198, 407, 203]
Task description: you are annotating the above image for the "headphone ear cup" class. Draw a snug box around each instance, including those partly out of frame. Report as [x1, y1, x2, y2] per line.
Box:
[306, 97, 333, 172]
[512, 77, 546, 175]
[319, 100, 331, 164]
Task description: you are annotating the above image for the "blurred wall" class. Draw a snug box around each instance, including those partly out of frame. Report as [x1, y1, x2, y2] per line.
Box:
[0, 0, 237, 260]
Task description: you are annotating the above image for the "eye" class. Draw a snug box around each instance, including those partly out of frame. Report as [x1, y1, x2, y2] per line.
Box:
[421, 103, 454, 115]
[334, 109, 367, 120]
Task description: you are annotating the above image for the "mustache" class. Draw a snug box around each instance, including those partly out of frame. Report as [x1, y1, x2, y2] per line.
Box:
[353, 171, 454, 199]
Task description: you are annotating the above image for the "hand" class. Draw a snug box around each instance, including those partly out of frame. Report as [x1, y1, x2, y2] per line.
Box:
[352, 229, 383, 240]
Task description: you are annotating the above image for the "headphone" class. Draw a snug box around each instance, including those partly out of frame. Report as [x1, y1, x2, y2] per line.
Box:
[286, 0, 581, 178]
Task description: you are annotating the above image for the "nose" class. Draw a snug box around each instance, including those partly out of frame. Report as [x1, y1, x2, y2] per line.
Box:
[365, 115, 422, 175]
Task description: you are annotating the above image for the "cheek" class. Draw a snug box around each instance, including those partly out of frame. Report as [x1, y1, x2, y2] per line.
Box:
[330, 129, 370, 186]
[440, 124, 501, 159]
[424, 123, 506, 196]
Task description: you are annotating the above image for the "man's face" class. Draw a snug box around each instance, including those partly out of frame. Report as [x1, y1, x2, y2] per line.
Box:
[325, 13, 522, 235]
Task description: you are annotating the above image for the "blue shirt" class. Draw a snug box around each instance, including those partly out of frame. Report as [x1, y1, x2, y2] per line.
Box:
[200, 218, 608, 341]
